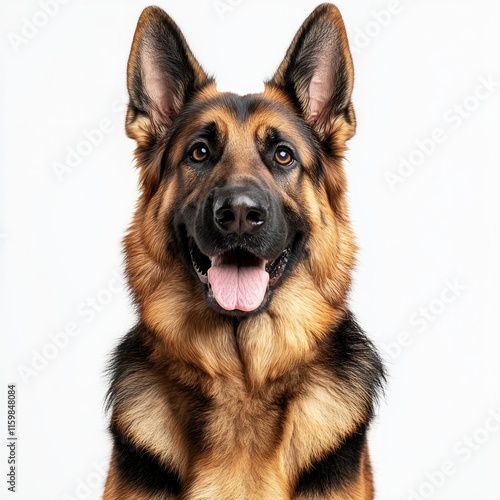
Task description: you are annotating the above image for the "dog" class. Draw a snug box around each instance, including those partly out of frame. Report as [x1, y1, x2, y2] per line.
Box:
[104, 4, 385, 499]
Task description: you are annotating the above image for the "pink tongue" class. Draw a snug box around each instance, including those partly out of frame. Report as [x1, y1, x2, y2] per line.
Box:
[207, 264, 269, 311]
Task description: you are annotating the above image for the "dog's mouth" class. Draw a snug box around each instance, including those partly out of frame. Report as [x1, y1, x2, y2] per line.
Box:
[189, 239, 290, 313]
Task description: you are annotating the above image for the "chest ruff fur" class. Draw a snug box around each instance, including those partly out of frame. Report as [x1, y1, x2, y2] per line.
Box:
[105, 313, 383, 499]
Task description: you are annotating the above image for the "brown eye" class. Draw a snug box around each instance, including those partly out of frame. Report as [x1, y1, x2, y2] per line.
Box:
[190, 144, 209, 162]
[274, 147, 293, 166]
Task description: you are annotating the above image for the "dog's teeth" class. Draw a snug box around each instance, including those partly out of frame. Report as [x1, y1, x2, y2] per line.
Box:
[190, 243, 209, 281]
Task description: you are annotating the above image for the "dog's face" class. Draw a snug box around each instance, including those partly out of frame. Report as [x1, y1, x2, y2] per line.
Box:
[169, 93, 313, 315]
[124, 4, 357, 319]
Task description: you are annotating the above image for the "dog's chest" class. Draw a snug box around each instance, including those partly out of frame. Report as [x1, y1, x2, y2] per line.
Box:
[169, 373, 356, 499]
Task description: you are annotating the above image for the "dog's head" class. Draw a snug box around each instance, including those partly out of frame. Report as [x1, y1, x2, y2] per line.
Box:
[124, 4, 356, 320]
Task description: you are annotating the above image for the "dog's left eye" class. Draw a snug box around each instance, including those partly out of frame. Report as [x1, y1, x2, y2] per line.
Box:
[190, 144, 210, 163]
[274, 147, 294, 167]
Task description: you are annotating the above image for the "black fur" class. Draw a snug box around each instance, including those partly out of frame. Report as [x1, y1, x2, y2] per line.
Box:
[105, 324, 152, 413]
[324, 312, 385, 420]
[112, 431, 183, 495]
[295, 425, 367, 495]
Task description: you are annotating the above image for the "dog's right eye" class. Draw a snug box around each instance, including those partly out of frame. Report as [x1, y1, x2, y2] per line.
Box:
[273, 146, 295, 168]
[190, 144, 210, 163]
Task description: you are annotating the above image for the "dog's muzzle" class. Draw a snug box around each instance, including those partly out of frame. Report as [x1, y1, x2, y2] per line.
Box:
[189, 185, 290, 313]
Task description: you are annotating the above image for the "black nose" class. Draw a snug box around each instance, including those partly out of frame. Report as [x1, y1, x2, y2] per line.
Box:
[213, 188, 268, 235]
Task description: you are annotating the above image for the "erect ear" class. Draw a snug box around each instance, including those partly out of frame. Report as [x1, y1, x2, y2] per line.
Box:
[126, 6, 212, 143]
[268, 3, 355, 139]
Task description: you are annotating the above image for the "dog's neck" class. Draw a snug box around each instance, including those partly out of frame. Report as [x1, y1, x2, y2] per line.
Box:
[124, 197, 354, 388]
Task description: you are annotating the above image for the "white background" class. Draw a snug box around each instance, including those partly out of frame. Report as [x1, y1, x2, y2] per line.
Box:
[1, 1, 499, 499]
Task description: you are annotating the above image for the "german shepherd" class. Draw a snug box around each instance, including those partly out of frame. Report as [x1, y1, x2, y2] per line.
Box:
[104, 4, 385, 499]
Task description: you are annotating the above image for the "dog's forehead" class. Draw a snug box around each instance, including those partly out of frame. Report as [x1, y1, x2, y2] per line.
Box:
[178, 90, 316, 155]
